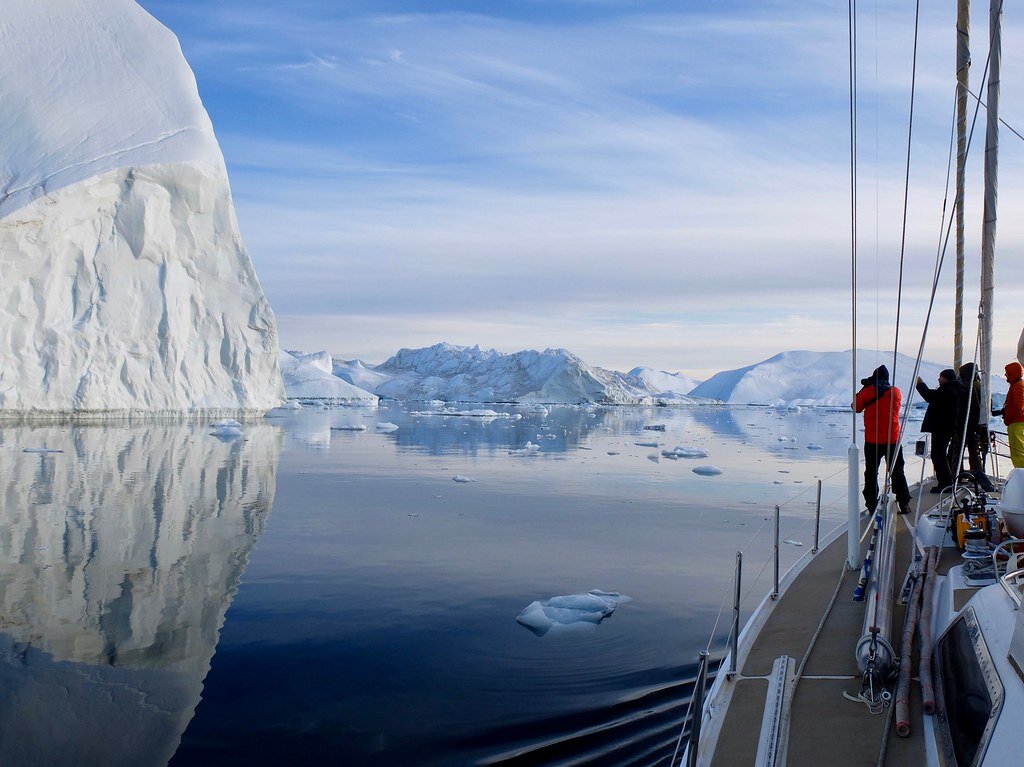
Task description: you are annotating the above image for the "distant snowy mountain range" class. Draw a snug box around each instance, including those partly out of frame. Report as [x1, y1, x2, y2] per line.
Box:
[280, 344, 1008, 407]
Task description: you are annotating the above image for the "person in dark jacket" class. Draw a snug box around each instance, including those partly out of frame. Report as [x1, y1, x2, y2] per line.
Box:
[854, 365, 912, 514]
[916, 369, 960, 492]
[951, 362, 996, 492]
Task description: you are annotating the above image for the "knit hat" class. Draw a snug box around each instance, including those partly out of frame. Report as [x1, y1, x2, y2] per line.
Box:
[940, 368, 957, 382]
[861, 365, 890, 387]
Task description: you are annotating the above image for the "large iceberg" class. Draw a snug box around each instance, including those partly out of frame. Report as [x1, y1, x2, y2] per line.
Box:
[280, 350, 379, 404]
[689, 349, 1008, 407]
[0, 1, 284, 414]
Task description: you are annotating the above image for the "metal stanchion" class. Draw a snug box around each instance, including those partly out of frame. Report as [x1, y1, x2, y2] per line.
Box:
[729, 551, 742, 676]
[687, 650, 710, 767]
[772, 504, 780, 599]
[813, 479, 822, 553]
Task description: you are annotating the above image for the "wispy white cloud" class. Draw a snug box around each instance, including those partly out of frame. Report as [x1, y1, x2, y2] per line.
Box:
[138, 0, 1024, 372]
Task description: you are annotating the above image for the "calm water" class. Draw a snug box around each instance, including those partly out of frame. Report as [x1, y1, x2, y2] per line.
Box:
[0, 403, 875, 766]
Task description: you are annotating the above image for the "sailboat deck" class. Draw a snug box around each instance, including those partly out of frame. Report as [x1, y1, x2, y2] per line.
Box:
[707, 484, 934, 766]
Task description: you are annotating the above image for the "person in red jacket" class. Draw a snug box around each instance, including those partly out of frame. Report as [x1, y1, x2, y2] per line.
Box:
[854, 365, 912, 514]
[993, 361, 1024, 468]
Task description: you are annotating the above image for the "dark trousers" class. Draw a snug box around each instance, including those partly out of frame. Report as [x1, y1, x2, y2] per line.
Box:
[949, 431, 995, 492]
[863, 442, 911, 511]
[929, 431, 954, 489]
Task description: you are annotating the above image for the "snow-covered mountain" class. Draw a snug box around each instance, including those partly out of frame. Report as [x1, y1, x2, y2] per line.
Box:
[0, 1, 283, 413]
[690, 350, 1009, 406]
[280, 351, 378, 404]
[371, 343, 660, 404]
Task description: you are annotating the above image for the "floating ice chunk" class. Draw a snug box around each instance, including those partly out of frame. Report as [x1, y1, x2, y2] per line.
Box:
[376, 422, 399, 432]
[644, 424, 667, 432]
[210, 418, 242, 428]
[692, 465, 724, 476]
[773, 480, 784, 485]
[22, 447, 63, 454]
[777, 436, 789, 442]
[635, 441, 660, 448]
[660, 450, 680, 459]
[674, 446, 709, 459]
[209, 425, 244, 440]
[607, 451, 620, 456]
[509, 441, 541, 456]
[276, 400, 303, 410]
[332, 424, 367, 431]
[784, 539, 804, 547]
[516, 590, 630, 636]
[647, 454, 660, 463]
[452, 475, 476, 483]
[807, 443, 823, 450]
[532, 405, 549, 416]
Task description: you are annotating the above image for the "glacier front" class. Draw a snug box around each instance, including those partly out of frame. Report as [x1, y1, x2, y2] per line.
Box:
[0, 0, 284, 414]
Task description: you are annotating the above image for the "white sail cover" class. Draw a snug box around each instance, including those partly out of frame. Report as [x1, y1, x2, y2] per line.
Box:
[0, 0, 284, 413]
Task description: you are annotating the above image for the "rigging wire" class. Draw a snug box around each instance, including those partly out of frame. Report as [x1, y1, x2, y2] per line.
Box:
[850, 0, 859, 441]
[966, 87, 1024, 144]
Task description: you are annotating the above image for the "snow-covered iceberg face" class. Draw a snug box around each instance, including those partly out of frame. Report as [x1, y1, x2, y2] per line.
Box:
[0, 1, 283, 413]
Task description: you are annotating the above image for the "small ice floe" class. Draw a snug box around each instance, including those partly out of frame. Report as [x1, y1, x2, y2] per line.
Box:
[807, 443, 823, 451]
[376, 422, 399, 432]
[509, 441, 541, 456]
[22, 448, 63, 454]
[279, 400, 303, 410]
[635, 441, 660, 448]
[647, 454, 660, 463]
[607, 451, 620, 456]
[209, 425, 244, 440]
[452, 475, 476, 483]
[777, 436, 789, 442]
[332, 424, 368, 431]
[692, 465, 724, 476]
[516, 590, 631, 637]
[643, 424, 667, 432]
[210, 419, 242, 428]
[673, 446, 709, 459]
[784, 538, 805, 547]
[660, 450, 680, 459]
[773, 480, 784, 485]
[532, 405, 549, 416]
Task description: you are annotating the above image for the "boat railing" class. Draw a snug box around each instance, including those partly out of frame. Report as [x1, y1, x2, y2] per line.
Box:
[992, 538, 1024, 608]
[673, 464, 852, 766]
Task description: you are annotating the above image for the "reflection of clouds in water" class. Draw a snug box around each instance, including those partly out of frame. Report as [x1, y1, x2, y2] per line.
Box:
[0, 423, 281, 767]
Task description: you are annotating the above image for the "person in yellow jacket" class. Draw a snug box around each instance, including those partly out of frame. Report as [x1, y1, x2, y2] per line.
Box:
[993, 361, 1024, 468]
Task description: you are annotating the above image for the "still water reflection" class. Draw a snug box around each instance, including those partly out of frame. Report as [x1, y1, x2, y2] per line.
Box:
[0, 423, 280, 767]
[0, 404, 869, 766]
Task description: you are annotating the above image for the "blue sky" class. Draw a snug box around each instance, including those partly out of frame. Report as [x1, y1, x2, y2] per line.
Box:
[138, 0, 1024, 377]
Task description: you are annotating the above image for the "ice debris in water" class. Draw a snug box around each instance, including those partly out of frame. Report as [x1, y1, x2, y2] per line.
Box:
[280, 400, 303, 410]
[508, 441, 541, 456]
[209, 425, 244, 440]
[784, 539, 804, 547]
[452, 475, 476, 483]
[660, 450, 679, 459]
[22, 448, 63, 454]
[692, 465, 724, 476]
[332, 424, 367, 431]
[672, 446, 709, 459]
[807, 443, 823, 450]
[376, 422, 399, 432]
[635, 441, 660, 448]
[210, 419, 242, 428]
[516, 590, 631, 636]
[643, 424, 667, 432]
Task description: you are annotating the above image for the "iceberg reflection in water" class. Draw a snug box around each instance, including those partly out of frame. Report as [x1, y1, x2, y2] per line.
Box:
[0, 422, 281, 767]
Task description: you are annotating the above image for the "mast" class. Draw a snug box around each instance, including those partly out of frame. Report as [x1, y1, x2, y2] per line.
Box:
[954, 0, 970, 371]
[979, 0, 1001, 420]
